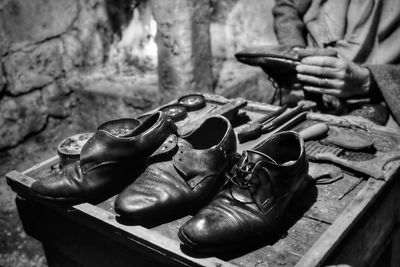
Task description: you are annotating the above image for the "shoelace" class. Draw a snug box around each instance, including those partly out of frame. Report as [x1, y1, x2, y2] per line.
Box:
[225, 155, 278, 214]
[225, 153, 261, 189]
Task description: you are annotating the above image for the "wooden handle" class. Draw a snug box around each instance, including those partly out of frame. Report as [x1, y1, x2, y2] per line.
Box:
[298, 123, 329, 141]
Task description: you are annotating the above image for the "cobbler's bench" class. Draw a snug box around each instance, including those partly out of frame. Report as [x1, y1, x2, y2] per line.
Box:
[6, 94, 400, 267]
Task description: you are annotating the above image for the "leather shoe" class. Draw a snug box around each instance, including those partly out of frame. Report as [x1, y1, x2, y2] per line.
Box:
[30, 112, 178, 202]
[114, 115, 237, 221]
[178, 131, 309, 251]
[235, 45, 337, 88]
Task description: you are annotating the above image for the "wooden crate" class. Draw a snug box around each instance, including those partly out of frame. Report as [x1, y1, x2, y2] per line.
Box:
[6, 94, 400, 267]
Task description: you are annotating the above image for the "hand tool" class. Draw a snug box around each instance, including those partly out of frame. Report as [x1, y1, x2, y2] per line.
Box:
[237, 105, 287, 143]
[180, 98, 247, 135]
[297, 122, 329, 141]
[238, 104, 304, 143]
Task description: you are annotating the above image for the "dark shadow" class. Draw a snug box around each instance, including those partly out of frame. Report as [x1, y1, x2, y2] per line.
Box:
[231, 111, 251, 128]
[103, 0, 136, 38]
[180, 176, 318, 259]
[115, 198, 210, 228]
[116, 211, 190, 228]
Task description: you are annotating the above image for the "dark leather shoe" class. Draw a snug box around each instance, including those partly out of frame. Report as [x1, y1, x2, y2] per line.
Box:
[114, 115, 237, 221]
[30, 112, 178, 202]
[178, 131, 308, 252]
[235, 45, 337, 88]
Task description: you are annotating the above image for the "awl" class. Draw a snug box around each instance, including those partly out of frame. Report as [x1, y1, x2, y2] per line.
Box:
[237, 105, 288, 143]
[238, 104, 304, 143]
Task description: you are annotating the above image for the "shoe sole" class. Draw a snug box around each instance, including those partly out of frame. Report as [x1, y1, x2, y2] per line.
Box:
[28, 191, 87, 204]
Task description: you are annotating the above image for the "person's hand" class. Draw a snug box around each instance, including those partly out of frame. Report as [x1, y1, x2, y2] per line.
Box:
[295, 55, 371, 98]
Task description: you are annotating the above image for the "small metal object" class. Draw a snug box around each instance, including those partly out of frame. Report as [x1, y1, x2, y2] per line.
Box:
[159, 103, 187, 121]
[57, 133, 94, 168]
[178, 94, 206, 111]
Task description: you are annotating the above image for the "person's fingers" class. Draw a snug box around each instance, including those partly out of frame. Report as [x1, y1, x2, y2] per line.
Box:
[296, 64, 345, 79]
[295, 47, 338, 58]
[297, 74, 345, 88]
[303, 86, 342, 96]
[300, 56, 340, 68]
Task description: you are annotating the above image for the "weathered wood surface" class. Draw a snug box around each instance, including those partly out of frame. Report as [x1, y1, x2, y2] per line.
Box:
[6, 94, 400, 267]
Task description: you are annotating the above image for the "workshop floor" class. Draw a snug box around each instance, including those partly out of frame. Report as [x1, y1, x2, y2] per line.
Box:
[0, 117, 84, 267]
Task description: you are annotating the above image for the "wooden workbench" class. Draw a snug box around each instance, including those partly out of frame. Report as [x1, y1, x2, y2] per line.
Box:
[6, 94, 400, 267]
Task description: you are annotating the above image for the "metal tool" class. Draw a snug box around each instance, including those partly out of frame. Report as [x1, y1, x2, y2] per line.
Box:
[237, 105, 287, 143]
[238, 104, 304, 143]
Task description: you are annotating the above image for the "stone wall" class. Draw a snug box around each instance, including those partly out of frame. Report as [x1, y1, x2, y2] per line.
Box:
[0, 0, 114, 150]
[0, 0, 277, 150]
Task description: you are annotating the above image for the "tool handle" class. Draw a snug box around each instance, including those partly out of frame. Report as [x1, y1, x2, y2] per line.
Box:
[261, 104, 304, 133]
[237, 105, 288, 143]
[254, 105, 288, 125]
[237, 125, 262, 143]
[298, 122, 329, 141]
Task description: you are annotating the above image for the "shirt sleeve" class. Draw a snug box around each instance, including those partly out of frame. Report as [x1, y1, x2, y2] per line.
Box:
[366, 64, 400, 124]
[272, 0, 311, 47]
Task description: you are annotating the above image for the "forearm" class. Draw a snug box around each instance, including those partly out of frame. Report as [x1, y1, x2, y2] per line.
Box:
[272, 0, 311, 47]
[366, 64, 400, 124]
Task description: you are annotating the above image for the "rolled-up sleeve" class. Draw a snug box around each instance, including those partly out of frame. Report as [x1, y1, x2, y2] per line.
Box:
[272, 0, 311, 47]
[366, 64, 400, 124]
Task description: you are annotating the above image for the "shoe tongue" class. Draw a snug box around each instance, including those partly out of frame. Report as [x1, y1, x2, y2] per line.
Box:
[178, 138, 193, 148]
[245, 150, 277, 165]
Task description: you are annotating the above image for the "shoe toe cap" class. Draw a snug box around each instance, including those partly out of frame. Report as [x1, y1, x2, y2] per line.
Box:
[31, 173, 68, 198]
[180, 210, 229, 247]
[114, 187, 171, 219]
[114, 192, 151, 217]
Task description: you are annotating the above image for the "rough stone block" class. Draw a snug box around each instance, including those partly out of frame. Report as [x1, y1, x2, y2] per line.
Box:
[73, 0, 112, 66]
[61, 32, 85, 72]
[42, 82, 72, 118]
[0, 62, 6, 93]
[0, 0, 78, 45]
[66, 70, 164, 130]
[215, 60, 276, 103]
[4, 40, 63, 95]
[151, 0, 213, 93]
[214, 0, 277, 59]
[0, 90, 47, 149]
[0, 18, 10, 56]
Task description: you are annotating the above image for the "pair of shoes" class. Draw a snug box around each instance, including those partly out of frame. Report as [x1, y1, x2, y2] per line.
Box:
[30, 112, 178, 202]
[30, 112, 237, 218]
[178, 131, 309, 252]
